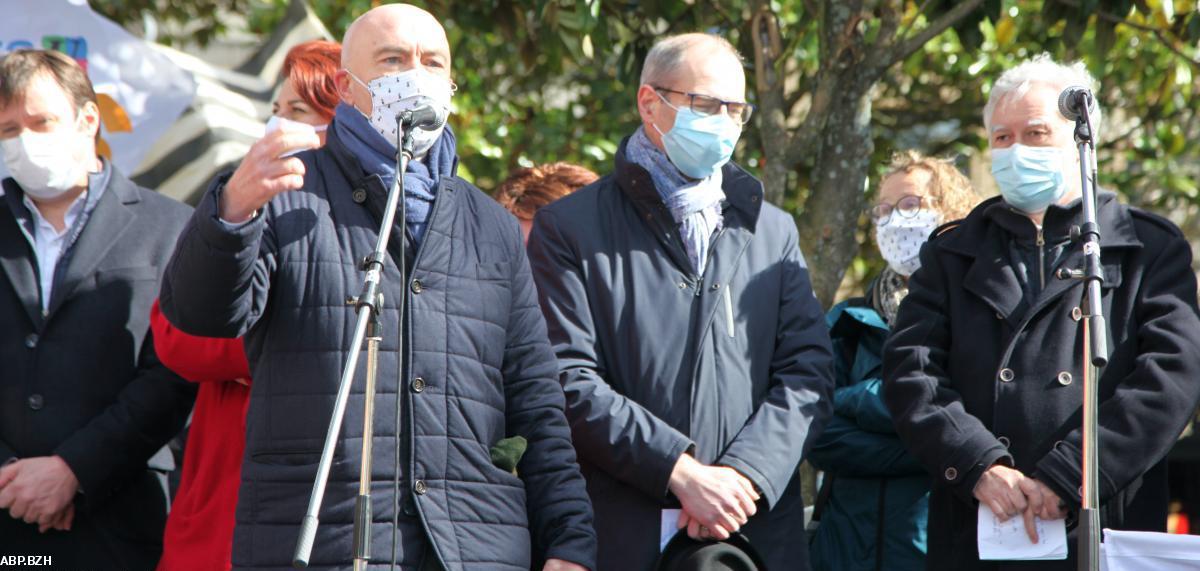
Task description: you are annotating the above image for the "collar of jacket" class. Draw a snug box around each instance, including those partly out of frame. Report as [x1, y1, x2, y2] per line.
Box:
[827, 297, 889, 336]
[613, 135, 764, 228]
[938, 190, 1141, 257]
[1, 164, 141, 329]
[934, 190, 1141, 324]
[321, 114, 462, 201]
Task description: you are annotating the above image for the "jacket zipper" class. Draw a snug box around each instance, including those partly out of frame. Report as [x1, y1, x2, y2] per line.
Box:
[693, 226, 727, 296]
[1036, 226, 1046, 291]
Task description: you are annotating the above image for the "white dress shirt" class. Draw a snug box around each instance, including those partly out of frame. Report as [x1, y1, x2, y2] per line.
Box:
[22, 192, 89, 312]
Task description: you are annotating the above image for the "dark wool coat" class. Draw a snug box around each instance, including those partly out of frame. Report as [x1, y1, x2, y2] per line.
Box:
[884, 193, 1200, 570]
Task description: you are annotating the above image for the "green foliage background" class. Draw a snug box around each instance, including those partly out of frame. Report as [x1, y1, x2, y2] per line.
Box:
[97, 0, 1200, 302]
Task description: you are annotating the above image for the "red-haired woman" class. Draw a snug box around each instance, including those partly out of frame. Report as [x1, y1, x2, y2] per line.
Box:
[154, 39, 341, 571]
[494, 162, 599, 243]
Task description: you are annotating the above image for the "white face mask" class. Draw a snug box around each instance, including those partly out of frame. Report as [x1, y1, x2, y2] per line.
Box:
[1, 115, 89, 201]
[875, 209, 940, 277]
[348, 68, 454, 158]
[264, 115, 325, 157]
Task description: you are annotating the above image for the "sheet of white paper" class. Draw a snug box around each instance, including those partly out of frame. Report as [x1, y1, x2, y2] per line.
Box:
[1103, 528, 1200, 570]
[977, 504, 1068, 560]
[660, 509, 682, 552]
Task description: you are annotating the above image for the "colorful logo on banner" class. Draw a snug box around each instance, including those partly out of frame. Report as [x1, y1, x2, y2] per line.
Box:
[1, 34, 134, 161]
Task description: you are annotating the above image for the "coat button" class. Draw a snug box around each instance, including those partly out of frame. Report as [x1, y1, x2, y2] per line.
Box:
[995, 312, 1004, 320]
[1057, 371, 1073, 386]
[27, 394, 44, 411]
[411, 377, 426, 393]
[944, 467, 958, 481]
[1071, 307, 1083, 322]
[998, 368, 1015, 383]
[351, 188, 367, 203]
[998, 436, 1011, 448]
[413, 480, 427, 495]
[410, 279, 423, 294]
[678, 282, 687, 289]
[24, 333, 38, 349]
[711, 283, 721, 290]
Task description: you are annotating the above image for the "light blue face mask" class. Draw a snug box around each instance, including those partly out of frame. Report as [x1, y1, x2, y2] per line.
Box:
[652, 91, 741, 180]
[991, 144, 1068, 214]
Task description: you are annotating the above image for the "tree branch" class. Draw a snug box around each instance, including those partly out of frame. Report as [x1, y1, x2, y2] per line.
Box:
[1052, 0, 1200, 69]
[889, 0, 985, 70]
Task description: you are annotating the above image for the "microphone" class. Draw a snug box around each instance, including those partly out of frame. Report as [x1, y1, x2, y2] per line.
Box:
[398, 104, 447, 131]
[1058, 85, 1097, 122]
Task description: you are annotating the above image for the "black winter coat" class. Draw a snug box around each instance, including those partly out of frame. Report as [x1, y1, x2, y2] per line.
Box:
[160, 123, 596, 571]
[883, 193, 1200, 570]
[528, 140, 835, 571]
[0, 168, 196, 569]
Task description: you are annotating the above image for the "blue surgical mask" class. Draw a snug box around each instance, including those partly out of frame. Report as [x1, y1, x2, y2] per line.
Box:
[991, 144, 1068, 214]
[652, 91, 741, 179]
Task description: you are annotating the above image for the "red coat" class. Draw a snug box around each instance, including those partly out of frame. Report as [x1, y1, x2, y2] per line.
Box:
[151, 301, 250, 571]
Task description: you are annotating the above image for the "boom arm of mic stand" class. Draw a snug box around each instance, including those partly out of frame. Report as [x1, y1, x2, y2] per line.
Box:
[293, 120, 416, 569]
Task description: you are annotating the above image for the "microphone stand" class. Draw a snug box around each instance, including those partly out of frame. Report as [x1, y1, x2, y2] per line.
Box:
[1058, 93, 1106, 571]
[293, 114, 416, 569]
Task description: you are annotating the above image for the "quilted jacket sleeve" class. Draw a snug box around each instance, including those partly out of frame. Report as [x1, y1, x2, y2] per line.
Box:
[159, 176, 278, 339]
[502, 216, 597, 570]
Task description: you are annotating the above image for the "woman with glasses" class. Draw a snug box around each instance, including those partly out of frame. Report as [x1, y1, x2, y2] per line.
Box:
[808, 151, 979, 571]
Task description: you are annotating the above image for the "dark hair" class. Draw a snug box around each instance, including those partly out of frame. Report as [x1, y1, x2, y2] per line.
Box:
[494, 162, 599, 219]
[0, 49, 97, 114]
[0, 49, 99, 142]
[281, 40, 342, 122]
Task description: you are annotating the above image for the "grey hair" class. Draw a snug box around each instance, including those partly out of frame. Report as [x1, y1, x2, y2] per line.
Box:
[639, 33, 744, 87]
[984, 53, 1102, 138]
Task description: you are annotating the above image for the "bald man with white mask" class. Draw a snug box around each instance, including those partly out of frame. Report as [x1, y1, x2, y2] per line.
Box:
[528, 33, 834, 570]
[161, 5, 596, 570]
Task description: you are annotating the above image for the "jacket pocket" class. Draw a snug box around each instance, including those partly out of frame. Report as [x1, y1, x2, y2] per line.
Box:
[475, 260, 512, 282]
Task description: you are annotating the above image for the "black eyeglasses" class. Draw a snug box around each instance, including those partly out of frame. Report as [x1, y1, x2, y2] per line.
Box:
[653, 86, 756, 125]
[868, 195, 928, 226]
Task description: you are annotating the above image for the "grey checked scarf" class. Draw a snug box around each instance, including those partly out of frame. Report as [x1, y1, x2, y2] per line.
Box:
[626, 127, 724, 276]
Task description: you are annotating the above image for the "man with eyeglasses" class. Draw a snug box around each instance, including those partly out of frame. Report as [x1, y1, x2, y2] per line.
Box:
[528, 33, 834, 570]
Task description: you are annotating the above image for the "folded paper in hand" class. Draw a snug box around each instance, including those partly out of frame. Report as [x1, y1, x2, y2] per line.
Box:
[977, 504, 1068, 560]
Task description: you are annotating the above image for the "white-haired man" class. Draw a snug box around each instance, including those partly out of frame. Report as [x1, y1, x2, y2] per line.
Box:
[528, 33, 834, 570]
[884, 54, 1200, 569]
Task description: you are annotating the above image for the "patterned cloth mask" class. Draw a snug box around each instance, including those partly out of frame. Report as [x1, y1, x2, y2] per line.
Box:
[875, 209, 939, 277]
[348, 68, 454, 158]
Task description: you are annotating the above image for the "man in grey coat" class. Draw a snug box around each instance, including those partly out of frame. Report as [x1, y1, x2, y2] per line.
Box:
[528, 33, 835, 570]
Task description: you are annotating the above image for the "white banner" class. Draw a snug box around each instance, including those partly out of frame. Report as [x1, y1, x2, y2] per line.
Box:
[0, 0, 196, 181]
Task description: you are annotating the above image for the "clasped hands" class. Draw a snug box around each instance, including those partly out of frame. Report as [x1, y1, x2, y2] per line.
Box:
[974, 464, 1068, 544]
[0, 456, 79, 533]
[668, 453, 760, 542]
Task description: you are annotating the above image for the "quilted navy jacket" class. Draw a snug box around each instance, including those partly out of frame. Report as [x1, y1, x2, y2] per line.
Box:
[160, 123, 596, 570]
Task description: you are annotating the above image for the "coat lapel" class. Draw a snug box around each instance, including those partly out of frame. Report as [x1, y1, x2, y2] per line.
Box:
[45, 173, 136, 319]
[0, 200, 43, 328]
[960, 223, 1026, 324]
